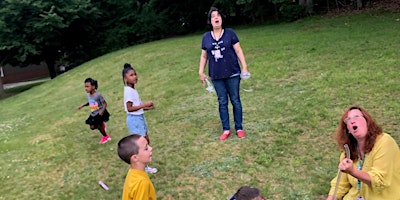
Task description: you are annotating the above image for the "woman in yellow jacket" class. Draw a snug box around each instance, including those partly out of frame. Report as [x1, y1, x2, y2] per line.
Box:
[327, 105, 400, 200]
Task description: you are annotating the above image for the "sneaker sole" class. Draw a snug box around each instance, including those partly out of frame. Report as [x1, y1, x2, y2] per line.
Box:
[100, 138, 111, 144]
[219, 132, 231, 141]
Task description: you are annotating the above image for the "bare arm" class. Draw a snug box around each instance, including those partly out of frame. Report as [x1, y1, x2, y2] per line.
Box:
[326, 158, 371, 200]
[99, 100, 107, 115]
[126, 101, 154, 112]
[340, 158, 371, 186]
[199, 49, 208, 84]
[142, 101, 155, 110]
[233, 42, 248, 73]
[352, 169, 371, 185]
[77, 102, 89, 110]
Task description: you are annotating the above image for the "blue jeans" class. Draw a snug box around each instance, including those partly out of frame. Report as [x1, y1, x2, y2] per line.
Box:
[126, 114, 148, 136]
[212, 75, 243, 132]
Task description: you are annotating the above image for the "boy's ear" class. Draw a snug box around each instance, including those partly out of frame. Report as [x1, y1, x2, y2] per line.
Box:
[130, 154, 138, 163]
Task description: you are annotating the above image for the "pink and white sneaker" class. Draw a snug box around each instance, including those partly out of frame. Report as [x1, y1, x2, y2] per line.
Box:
[237, 130, 246, 138]
[99, 135, 111, 144]
[145, 166, 158, 174]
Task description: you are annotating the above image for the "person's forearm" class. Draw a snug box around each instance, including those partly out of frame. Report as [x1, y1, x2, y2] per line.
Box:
[80, 102, 89, 108]
[127, 102, 143, 112]
[233, 43, 248, 71]
[199, 57, 207, 75]
[100, 102, 107, 114]
[199, 50, 208, 75]
[199, 52, 208, 83]
[103, 101, 107, 109]
[127, 105, 143, 112]
[350, 169, 371, 186]
[237, 52, 248, 71]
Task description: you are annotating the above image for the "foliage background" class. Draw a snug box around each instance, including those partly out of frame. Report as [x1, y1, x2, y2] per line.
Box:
[1, 0, 398, 81]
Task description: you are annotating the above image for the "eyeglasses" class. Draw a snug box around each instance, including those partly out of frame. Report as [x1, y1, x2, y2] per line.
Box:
[343, 115, 363, 124]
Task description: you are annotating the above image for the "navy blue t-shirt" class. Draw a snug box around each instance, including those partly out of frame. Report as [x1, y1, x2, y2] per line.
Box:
[201, 28, 241, 80]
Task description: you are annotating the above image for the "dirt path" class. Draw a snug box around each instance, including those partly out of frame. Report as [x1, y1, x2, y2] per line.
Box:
[3, 78, 49, 89]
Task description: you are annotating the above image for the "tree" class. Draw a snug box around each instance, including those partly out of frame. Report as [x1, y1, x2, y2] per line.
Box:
[150, 0, 214, 34]
[0, 58, 5, 97]
[89, 0, 141, 53]
[81, 0, 173, 55]
[0, 0, 100, 80]
[299, 0, 314, 15]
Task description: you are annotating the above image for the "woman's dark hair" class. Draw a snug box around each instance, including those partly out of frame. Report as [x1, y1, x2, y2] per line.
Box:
[84, 77, 98, 89]
[122, 63, 135, 85]
[207, 7, 225, 25]
[334, 105, 382, 161]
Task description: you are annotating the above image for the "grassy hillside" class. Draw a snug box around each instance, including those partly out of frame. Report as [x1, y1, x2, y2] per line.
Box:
[1, 11, 400, 199]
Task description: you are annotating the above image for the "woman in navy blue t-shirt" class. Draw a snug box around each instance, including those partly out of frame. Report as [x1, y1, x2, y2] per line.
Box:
[198, 7, 250, 141]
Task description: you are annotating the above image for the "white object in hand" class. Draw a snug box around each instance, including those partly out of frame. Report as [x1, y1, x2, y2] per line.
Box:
[240, 72, 251, 79]
[205, 79, 215, 93]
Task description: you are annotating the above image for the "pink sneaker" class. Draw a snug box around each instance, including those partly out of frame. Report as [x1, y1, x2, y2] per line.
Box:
[99, 135, 111, 144]
[219, 131, 231, 141]
[237, 130, 246, 138]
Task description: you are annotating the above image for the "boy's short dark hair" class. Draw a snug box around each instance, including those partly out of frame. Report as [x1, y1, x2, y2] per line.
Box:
[117, 134, 142, 164]
[231, 186, 261, 200]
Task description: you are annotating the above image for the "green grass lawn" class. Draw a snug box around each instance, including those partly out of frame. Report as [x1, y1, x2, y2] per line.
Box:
[1, 11, 400, 200]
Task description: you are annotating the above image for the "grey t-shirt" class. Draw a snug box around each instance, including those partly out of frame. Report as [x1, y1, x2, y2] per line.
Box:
[87, 92, 105, 116]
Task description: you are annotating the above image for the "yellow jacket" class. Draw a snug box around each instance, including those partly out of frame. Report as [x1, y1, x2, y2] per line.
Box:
[329, 133, 400, 200]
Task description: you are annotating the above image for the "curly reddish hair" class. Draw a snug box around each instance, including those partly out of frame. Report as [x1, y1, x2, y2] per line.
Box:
[334, 105, 382, 161]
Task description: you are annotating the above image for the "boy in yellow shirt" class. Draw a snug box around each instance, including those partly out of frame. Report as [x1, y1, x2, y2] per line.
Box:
[117, 134, 156, 200]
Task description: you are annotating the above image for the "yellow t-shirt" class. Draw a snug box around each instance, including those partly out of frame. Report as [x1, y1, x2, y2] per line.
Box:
[122, 169, 156, 200]
[329, 133, 400, 200]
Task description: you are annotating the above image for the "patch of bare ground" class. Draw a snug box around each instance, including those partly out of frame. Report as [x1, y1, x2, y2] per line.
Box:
[325, 0, 400, 16]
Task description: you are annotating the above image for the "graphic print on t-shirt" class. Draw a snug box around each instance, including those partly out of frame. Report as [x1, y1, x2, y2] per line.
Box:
[212, 40, 225, 62]
[89, 98, 99, 112]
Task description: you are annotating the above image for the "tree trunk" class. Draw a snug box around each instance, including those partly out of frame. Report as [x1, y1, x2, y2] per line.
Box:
[273, 3, 279, 20]
[0, 58, 7, 97]
[0, 78, 6, 98]
[46, 59, 57, 79]
[299, 0, 314, 15]
[305, 0, 314, 15]
[356, 0, 362, 9]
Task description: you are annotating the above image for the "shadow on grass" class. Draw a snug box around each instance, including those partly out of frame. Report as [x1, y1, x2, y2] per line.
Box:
[1, 82, 46, 100]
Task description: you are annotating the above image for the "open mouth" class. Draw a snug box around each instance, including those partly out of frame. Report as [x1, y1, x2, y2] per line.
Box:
[352, 126, 358, 131]
[215, 20, 220, 23]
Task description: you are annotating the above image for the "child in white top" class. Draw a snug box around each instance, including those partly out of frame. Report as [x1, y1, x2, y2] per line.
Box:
[122, 63, 157, 174]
